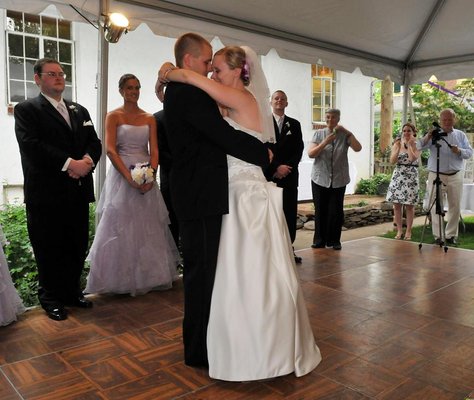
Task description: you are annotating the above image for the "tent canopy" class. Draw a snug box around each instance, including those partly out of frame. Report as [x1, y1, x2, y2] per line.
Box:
[1, 0, 474, 84]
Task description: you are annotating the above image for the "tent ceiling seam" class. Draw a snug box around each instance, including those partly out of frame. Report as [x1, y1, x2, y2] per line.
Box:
[119, 0, 403, 68]
[404, 0, 446, 68]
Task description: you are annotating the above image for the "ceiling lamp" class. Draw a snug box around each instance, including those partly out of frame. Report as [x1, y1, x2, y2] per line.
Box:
[104, 13, 129, 43]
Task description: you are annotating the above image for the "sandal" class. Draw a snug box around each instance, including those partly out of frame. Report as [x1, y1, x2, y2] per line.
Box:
[395, 234, 403, 240]
[404, 235, 412, 241]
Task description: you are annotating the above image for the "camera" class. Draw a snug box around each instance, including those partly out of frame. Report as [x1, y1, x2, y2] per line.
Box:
[431, 121, 447, 144]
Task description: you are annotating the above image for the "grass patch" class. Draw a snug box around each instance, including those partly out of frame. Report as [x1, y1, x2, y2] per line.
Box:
[381, 216, 474, 250]
[344, 201, 369, 209]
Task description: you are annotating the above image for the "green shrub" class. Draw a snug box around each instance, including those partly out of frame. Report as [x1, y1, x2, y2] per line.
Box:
[0, 203, 96, 307]
[0, 204, 38, 306]
[356, 173, 392, 195]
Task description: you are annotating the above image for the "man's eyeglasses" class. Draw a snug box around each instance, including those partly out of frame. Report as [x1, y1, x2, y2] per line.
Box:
[39, 72, 66, 78]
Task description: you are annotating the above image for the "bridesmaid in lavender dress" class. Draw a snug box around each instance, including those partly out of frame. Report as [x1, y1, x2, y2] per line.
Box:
[0, 223, 25, 326]
[86, 74, 179, 296]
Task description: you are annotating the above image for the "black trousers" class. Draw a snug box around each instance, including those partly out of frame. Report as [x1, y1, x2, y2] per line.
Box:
[160, 169, 180, 247]
[180, 215, 222, 367]
[278, 183, 298, 244]
[26, 201, 90, 309]
[312, 182, 346, 246]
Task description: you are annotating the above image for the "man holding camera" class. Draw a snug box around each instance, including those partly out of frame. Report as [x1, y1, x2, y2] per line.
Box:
[418, 108, 473, 245]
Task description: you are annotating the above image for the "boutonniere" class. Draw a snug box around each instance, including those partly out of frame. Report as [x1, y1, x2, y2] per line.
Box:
[68, 104, 78, 113]
[282, 121, 292, 135]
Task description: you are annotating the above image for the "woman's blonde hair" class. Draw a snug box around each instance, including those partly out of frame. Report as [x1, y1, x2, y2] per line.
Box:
[214, 46, 249, 86]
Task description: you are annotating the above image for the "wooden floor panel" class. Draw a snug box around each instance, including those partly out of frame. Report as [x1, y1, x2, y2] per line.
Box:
[1, 237, 474, 399]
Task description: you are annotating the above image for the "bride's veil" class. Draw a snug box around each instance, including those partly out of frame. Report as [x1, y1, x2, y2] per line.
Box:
[240, 46, 275, 144]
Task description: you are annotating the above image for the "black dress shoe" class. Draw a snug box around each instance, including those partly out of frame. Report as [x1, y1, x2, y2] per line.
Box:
[434, 238, 443, 245]
[45, 306, 68, 321]
[311, 242, 326, 248]
[446, 237, 458, 246]
[294, 255, 302, 264]
[333, 243, 342, 250]
[66, 297, 93, 308]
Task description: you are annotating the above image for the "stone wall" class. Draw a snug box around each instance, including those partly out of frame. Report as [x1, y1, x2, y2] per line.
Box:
[342, 202, 394, 228]
[300, 202, 424, 230]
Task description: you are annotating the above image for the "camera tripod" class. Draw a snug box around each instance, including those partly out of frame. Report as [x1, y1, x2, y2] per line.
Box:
[419, 140, 448, 252]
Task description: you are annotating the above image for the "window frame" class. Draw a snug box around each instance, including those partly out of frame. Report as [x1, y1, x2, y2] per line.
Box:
[5, 10, 75, 104]
[311, 65, 336, 125]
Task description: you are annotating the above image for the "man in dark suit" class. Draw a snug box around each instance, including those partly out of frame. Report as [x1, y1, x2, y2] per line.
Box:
[159, 33, 269, 367]
[14, 58, 102, 321]
[265, 90, 304, 263]
[153, 110, 179, 247]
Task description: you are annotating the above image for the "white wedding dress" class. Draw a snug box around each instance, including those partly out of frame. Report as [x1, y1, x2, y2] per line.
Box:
[207, 118, 321, 381]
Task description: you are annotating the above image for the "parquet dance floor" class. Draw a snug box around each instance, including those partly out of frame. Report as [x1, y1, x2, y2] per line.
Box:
[1, 237, 474, 399]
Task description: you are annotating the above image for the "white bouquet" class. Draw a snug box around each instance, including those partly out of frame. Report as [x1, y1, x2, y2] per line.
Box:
[130, 162, 155, 185]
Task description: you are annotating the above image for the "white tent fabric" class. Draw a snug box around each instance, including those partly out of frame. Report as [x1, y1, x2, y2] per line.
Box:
[1, 0, 474, 84]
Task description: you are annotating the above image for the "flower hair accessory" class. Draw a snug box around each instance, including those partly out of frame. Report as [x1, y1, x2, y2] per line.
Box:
[241, 60, 250, 84]
[130, 162, 155, 185]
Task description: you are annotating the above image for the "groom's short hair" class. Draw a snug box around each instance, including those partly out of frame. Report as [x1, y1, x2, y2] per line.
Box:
[175, 33, 210, 68]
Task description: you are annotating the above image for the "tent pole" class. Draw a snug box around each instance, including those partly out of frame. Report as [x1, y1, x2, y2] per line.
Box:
[402, 85, 408, 124]
[95, 0, 109, 211]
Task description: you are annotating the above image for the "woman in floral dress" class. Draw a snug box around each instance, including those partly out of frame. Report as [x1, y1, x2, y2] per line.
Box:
[386, 122, 421, 240]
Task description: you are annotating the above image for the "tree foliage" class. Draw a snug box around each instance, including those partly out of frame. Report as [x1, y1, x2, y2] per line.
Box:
[0, 204, 96, 307]
[373, 79, 474, 161]
[410, 79, 474, 133]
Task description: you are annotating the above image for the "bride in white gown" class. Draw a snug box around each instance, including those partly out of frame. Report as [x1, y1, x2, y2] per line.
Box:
[159, 46, 321, 381]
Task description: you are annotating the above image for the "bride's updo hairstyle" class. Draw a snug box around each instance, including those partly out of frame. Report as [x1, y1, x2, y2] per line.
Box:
[118, 73, 140, 89]
[214, 46, 250, 86]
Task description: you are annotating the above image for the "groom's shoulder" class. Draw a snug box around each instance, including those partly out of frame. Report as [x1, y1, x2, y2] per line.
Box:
[166, 82, 213, 105]
[168, 82, 209, 97]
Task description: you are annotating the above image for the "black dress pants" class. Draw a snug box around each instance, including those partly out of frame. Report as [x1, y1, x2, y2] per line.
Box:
[179, 215, 222, 367]
[279, 183, 298, 243]
[312, 182, 346, 246]
[26, 200, 90, 309]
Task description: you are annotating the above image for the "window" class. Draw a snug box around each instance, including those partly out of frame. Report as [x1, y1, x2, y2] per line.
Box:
[393, 82, 402, 94]
[311, 65, 336, 124]
[5, 10, 74, 103]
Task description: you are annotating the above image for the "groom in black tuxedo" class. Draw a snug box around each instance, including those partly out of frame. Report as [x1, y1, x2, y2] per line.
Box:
[14, 58, 102, 321]
[160, 33, 269, 367]
[265, 90, 304, 263]
[153, 110, 180, 247]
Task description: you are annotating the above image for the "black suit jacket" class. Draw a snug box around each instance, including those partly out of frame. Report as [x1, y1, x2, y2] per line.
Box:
[14, 94, 102, 206]
[154, 110, 172, 174]
[163, 82, 269, 221]
[265, 115, 304, 188]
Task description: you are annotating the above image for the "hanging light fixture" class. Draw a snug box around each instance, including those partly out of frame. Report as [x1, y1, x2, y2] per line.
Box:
[103, 13, 129, 43]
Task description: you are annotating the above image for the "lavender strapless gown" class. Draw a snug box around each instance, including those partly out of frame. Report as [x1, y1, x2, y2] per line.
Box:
[86, 124, 179, 296]
[0, 224, 25, 326]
